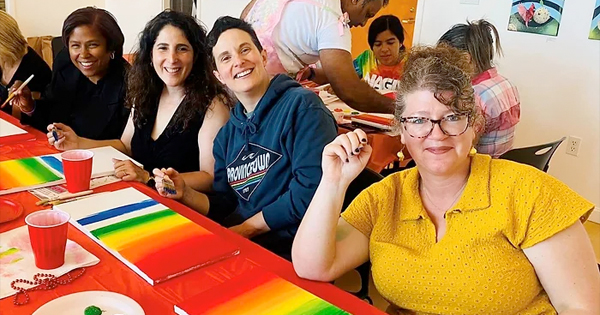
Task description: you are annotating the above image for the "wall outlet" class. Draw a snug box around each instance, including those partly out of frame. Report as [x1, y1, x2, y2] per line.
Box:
[566, 136, 581, 156]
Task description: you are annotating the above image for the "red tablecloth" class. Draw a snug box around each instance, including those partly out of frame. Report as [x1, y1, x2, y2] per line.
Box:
[0, 112, 384, 315]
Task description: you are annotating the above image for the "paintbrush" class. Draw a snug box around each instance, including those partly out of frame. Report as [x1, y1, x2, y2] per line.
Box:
[36, 189, 94, 206]
[1, 74, 34, 109]
[49, 192, 110, 206]
[161, 177, 177, 195]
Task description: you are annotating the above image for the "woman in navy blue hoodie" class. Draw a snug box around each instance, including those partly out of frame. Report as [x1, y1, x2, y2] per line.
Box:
[153, 16, 338, 259]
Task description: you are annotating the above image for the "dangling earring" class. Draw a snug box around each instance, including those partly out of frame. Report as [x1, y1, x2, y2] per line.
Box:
[397, 148, 405, 162]
[110, 52, 115, 59]
[469, 147, 477, 156]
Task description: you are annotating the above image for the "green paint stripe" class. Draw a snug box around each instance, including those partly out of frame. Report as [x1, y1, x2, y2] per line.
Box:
[20, 158, 62, 181]
[0, 247, 19, 258]
[90, 209, 176, 238]
[288, 299, 349, 315]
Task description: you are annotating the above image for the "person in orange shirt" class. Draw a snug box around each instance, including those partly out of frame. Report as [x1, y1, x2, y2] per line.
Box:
[292, 45, 600, 314]
[353, 15, 405, 91]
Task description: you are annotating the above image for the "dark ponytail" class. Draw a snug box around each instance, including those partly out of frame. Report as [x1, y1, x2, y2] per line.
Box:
[438, 19, 502, 74]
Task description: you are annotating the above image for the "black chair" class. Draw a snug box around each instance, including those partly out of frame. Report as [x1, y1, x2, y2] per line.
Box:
[499, 137, 565, 172]
[340, 168, 384, 304]
[51, 37, 64, 60]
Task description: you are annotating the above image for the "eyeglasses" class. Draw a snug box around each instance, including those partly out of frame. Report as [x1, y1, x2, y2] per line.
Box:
[399, 114, 470, 138]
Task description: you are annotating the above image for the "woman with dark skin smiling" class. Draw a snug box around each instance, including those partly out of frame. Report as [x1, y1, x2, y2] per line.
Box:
[10, 7, 130, 140]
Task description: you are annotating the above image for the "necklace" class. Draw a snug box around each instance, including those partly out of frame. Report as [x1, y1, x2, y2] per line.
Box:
[420, 178, 468, 213]
[11, 268, 86, 305]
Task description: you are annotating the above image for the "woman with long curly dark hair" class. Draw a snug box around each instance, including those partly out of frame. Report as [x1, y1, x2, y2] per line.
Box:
[46, 10, 231, 190]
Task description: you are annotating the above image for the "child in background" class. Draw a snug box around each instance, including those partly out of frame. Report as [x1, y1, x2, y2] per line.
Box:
[439, 19, 520, 158]
[354, 15, 406, 91]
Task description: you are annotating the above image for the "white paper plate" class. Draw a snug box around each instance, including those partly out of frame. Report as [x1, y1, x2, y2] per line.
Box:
[33, 291, 144, 315]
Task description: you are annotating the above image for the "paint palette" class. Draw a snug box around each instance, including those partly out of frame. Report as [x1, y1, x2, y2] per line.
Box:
[0, 198, 23, 223]
[55, 187, 240, 285]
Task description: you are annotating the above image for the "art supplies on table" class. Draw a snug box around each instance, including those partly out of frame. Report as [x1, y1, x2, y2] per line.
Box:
[174, 267, 349, 315]
[350, 114, 395, 131]
[0, 117, 36, 145]
[0, 225, 99, 299]
[0, 146, 141, 196]
[55, 187, 240, 285]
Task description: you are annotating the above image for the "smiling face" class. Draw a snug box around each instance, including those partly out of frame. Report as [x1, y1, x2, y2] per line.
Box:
[68, 25, 111, 83]
[400, 90, 475, 176]
[212, 28, 269, 95]
[345, 0, 384, 27]
[151, 24, 194, 88]
[372, 29, 402, 66]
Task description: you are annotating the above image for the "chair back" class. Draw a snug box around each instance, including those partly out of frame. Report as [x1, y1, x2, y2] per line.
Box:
[499, 137, 566, 172]
[52, 37, 64, 60]
[343, 168, 384, 210]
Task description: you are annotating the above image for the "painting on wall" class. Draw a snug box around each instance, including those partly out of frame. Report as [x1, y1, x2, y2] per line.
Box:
[590, 0, 600, 40]
[508, 0, 565, 37]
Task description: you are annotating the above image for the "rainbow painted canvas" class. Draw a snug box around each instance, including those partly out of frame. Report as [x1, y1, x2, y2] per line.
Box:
[174, 268, 349, 315]
[55, 187, 240, 285]
[0, 146, 140, 195]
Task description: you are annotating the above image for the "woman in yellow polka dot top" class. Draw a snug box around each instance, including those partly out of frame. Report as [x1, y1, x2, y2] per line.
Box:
[292, 45, 600, 315]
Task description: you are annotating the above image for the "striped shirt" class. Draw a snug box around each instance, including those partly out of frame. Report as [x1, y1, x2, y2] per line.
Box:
[473, 68, 521, 157]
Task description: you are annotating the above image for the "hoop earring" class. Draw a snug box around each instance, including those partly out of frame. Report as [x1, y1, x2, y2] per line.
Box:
[110, 52, 115, 59]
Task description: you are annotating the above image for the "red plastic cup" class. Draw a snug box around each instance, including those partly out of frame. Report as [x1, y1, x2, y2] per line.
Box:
[25, 210, 70, 269]
[61, 150, 94, 193]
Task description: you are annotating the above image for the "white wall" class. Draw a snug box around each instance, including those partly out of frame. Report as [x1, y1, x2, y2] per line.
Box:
[414, 0, 600, 219]
[8, 0, 164, 54]
[198, 0, 247, 30]
[10, 0, 105, 37]
[105, 0, 164, 53]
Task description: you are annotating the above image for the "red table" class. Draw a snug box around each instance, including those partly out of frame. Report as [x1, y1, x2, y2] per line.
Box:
[0, 112, 384, 315]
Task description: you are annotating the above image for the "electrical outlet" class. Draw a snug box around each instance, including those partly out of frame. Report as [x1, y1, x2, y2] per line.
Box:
[566, 136, 581, 156]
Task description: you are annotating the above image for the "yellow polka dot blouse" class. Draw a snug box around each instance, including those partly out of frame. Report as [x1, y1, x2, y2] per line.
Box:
[341, 154, 594, 315]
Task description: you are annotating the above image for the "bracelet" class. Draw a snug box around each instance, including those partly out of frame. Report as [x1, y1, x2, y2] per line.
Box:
[21, 104, 35, 115]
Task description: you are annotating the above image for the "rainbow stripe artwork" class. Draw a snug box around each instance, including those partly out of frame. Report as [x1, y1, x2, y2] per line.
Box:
[0, 156, 64, 194]
[55, 187, 239, 285]
[174, 268, 349, 315]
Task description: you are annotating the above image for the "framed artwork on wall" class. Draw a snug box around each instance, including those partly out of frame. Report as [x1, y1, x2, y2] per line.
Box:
[590, 0, 600, 40]
[507, 0, 564, 37]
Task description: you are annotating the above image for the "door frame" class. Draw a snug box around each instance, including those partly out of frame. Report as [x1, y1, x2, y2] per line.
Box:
[411, 0, 427, 46]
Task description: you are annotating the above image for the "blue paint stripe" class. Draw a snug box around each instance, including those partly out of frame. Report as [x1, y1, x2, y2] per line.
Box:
[77, 199, 159, 226]
[40, 156, 64, 174]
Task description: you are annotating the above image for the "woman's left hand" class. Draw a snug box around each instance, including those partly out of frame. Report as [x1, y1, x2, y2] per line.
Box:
[112, 158, 149, 183]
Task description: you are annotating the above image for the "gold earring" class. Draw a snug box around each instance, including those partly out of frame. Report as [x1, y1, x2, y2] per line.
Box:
[469, 147, 477, 156]
[397, 150, 405, 162]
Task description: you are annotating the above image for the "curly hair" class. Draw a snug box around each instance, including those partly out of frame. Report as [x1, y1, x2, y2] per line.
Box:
[127, 10, 230, 131]
[395, 45, 484, 133]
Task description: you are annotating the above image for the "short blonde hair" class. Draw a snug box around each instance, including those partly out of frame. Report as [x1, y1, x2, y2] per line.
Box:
[0, 11, 28, 66]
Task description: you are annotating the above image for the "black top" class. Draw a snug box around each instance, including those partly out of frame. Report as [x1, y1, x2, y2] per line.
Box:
[130, 101, 205, 173]
[21, 49, 130, 140]
[0, 47, 52, 114]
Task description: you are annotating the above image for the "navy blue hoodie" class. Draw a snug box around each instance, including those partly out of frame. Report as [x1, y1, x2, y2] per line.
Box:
[208, 75, 337, 255]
